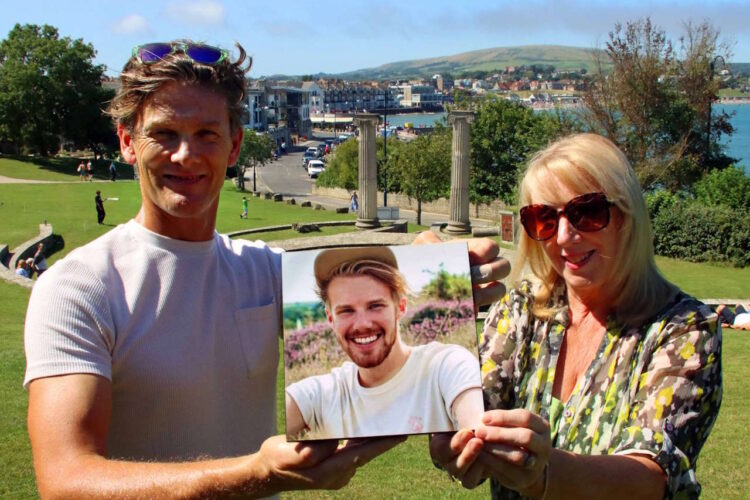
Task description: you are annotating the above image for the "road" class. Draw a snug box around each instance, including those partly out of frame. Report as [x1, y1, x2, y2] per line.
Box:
[246, 132, 495, 228]
[251, 140, 323, 199]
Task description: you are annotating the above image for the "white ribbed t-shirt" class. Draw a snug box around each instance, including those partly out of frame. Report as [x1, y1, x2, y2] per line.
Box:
[286, 342, 483, 440]
[24, 220, 282, 461]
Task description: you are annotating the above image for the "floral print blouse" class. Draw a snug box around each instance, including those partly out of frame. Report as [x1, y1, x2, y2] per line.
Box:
[479, 281, 722, 499]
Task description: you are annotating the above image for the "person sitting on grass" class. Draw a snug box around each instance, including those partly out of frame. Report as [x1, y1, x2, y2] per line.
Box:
[717, 304, 750, 330]
[16, 259, 30, 278]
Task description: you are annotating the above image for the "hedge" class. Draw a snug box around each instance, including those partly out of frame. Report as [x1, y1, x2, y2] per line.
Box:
[651, 201, 750, 267]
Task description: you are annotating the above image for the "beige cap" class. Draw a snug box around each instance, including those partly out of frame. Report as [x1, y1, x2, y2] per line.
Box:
[313, 246, 398, 283]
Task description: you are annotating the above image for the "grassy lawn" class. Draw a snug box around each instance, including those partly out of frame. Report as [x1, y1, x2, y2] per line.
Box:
[2, 276, 746, 497]
[0, 181, 358, 266]
[0, 156, 133, 182]
[1, 160, 749, 497]
[654, 256, 750, 299]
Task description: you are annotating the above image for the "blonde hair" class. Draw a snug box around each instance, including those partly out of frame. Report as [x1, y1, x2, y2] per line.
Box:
[316, 259, 410, 306]
[512, 133, 677, 326]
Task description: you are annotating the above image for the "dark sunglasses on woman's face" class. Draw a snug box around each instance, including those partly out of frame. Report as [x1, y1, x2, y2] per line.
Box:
[132, 42, 230, 65]
[519, 192, 613, 241]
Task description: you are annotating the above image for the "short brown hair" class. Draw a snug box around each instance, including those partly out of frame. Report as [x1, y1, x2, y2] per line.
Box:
[108, 40, 250, 132]
[316, 259, 410, 307]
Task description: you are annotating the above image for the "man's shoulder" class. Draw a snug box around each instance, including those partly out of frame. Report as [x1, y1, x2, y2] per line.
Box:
[35, 223, 134, 284]
[215, 235, 283, 273]
[289, 363, 356, 393]
[414, 342, 478, 367]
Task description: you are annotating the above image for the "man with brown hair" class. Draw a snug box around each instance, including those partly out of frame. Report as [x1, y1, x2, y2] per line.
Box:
[24, 41, 404, 498]
[286, 247, 484, 440]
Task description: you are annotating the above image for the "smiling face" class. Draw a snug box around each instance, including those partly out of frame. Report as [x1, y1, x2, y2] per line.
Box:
[532, 180, 622, 302]
[118, 81, 242, 241]
[325, 274, 407, 369]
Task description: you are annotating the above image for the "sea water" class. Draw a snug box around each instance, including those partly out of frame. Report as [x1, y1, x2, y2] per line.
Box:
[386, 105, 749, 173]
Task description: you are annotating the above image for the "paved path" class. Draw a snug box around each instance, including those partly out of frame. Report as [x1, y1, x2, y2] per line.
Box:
[251, 138, 496, 229]
[0, 174, 114, 184]
[0, 174, 65, 184]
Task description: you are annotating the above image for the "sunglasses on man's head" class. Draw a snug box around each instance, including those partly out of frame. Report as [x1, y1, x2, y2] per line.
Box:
[132, 42, 229, 65]
[519, 192, 613, 241]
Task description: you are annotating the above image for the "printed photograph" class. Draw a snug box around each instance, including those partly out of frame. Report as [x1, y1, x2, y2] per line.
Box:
[282, 242, 483, 441]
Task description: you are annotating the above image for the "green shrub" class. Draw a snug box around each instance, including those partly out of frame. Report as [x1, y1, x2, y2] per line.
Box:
[316, 139, 358, 190]
[693, 165, 750, 211]
[644, 189, 682, 221]
[651, 201, 750, 267]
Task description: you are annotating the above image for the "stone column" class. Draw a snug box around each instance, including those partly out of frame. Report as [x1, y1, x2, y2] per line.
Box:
[446, 110, 474, 235]
[352, 113, 380, 229]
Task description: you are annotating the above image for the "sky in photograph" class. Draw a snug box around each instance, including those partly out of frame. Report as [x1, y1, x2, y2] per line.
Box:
[2, 0, 748, 77]
[282, 242, 470, 304]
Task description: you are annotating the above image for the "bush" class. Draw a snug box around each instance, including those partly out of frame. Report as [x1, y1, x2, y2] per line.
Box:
[651, 200, 750, 267]
[316, 139, 358, 190]
[693, 165, 750, 211]
[644, 189, 682, 221]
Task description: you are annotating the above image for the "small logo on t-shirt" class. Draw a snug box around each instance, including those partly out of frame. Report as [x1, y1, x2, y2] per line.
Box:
[408, 416, 424, 433]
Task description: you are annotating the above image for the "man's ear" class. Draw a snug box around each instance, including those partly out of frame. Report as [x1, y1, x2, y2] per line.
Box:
[325, 308, 334, 324]
[117, 124, 138, 164]
[227, 126, 244, 167]
[397, 296, 407, 318]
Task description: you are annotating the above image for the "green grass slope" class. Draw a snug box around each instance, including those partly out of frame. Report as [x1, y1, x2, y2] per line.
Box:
[340, 45, 604, 80]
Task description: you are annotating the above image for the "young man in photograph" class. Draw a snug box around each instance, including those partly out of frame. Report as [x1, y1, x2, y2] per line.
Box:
[285, 247, 485, 440]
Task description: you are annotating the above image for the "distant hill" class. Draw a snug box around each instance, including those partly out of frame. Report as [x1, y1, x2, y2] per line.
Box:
[730, 63, 750, 76]
[334, 45, 604, 80]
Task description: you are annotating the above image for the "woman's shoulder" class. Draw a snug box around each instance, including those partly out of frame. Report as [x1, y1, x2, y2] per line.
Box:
[655, 292, 715, 328]
[640, 291, 719, 350]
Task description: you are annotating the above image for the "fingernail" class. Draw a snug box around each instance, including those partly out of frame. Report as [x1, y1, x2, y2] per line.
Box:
[471, 264, 492, 281]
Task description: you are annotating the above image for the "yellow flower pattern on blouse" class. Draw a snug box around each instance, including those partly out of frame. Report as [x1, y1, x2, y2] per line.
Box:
[479, 281, 722, 499]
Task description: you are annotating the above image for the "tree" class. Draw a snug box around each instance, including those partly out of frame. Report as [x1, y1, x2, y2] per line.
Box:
[421, 264, 472, 301]
[693, 165, 750, 211]
[0, 23, 113, 155]
[391, 129, 451, 225]
[377, 135, 403, 197]
[581, 18, 734, 191]
[237, 131, 274, 191]
[317, 138, 358, 190]
[469, 97, 571, 206]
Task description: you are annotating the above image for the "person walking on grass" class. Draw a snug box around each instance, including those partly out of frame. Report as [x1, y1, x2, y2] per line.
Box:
[109, 161, 117, 181]
[95, 190, 105, 224]
[86, 160, 94, 181]
[77, 161, 86, 181]
[240, 196, 248, 219]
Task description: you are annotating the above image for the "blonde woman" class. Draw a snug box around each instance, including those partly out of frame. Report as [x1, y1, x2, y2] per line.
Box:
[431, 133, 722, 498]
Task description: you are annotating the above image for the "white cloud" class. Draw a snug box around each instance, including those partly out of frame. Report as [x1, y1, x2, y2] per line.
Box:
[165, 0, 226, 26]
[113, 14, 150, 35]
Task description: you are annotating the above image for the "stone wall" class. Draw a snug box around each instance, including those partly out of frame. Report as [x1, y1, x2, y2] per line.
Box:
[312, 186, 512, 221]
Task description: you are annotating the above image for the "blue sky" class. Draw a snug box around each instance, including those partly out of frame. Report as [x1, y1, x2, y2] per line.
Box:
[3, 1, 749, 77]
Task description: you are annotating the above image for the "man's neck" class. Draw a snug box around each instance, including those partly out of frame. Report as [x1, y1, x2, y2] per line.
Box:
[135, 206, 217, 242]
[357, 340, 412, 388]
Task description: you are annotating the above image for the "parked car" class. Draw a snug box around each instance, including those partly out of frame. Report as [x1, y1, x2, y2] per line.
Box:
[306, 146, 320, 157]
[302, 150, 317, 167]
[307, 160, 325, 178]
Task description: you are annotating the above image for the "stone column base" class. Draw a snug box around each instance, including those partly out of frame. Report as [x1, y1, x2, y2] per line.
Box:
[356, 218, 381, 230]
[444, 221, 471, 235]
